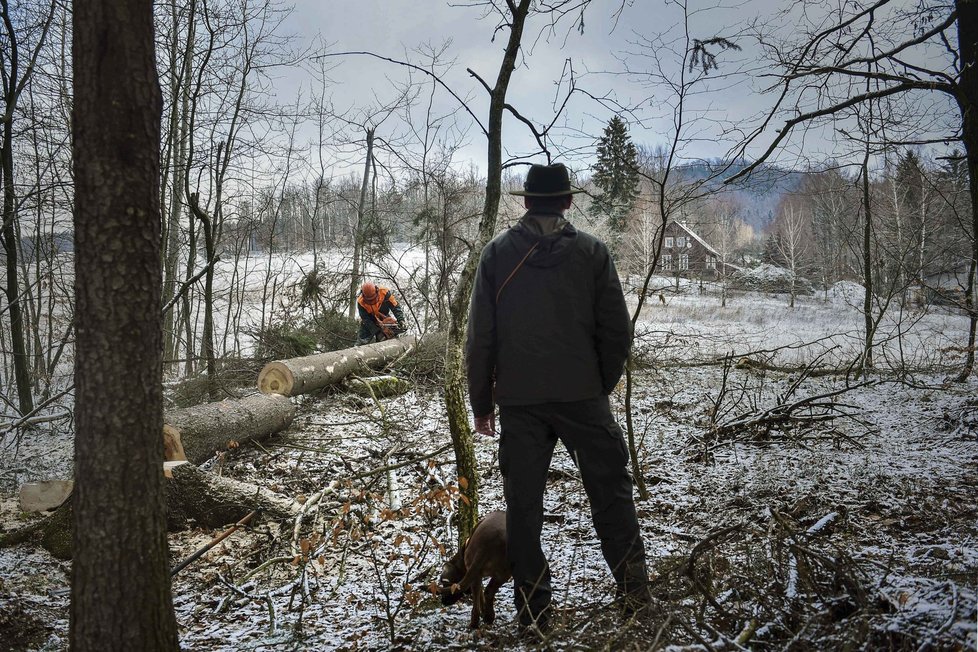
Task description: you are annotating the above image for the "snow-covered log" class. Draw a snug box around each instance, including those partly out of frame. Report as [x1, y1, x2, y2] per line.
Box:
[165, 393, 295, 465]
[165, 462, 300, 529]
[0, 498, 73, 560]
[0, 460, 302, 558]
[346, 374, 412, 399]
[257, 336, 417, 397]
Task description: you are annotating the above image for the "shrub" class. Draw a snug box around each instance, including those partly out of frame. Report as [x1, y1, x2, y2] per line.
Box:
[309, 311, 361, 352]
[730, 263, 814, 295]
[391, 331, 447, 386]
[253, 311, 360, 361]
[254, 322, 319, 360]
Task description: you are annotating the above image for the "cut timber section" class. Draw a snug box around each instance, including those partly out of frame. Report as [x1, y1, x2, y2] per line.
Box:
[258, 336, 417, 397]
[165, 462, 299, 529]
[165, 393, 295, 465]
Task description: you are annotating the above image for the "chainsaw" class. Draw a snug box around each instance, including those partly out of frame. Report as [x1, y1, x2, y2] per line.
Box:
[378, 315, 408, 340]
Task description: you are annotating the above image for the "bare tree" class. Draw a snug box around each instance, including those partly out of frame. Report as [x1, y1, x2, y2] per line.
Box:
[0, 0, 57, 415]
[729, 0, 978, 379]
[772, 202, 811, 308]
[613, 0, 743, 499]
[442, 0, 601, 539]
[70, 0, 179, 648]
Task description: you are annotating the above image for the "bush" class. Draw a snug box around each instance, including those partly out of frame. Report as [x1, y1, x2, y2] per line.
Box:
[391, 331, 447, 386]
[730, 263, 814, 295]
[252, 311, 362, 362]
[309, 311, 361, 352]
[254, 322, 319, 360]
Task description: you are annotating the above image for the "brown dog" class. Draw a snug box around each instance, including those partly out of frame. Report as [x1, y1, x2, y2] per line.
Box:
[439, 510, 511, 629]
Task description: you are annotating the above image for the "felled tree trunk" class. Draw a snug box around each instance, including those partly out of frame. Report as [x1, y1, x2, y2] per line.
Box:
[258, 336, 416, 397]
[1, 396, 296, 558]
[0, 498, 74, 560]
[0, 462, 301, 558]
[165, 392, 295, 465]
[164, 462, 299, 530]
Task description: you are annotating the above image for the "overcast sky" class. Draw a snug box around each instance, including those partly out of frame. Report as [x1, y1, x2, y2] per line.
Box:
[273, 0, 956, 180]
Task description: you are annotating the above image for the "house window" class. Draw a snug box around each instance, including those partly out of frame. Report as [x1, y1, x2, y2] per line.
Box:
[676, 236, 686, 248]
[706, 256, 717, 270]
[679, 253, 689, 271]
[662, 254, 672, 271]
[665, 237, 674, 248]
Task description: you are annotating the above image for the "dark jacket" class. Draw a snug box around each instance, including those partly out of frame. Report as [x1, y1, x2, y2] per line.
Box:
[465, 210, 631, 417]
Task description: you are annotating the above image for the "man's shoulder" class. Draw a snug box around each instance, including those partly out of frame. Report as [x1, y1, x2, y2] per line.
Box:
[568, 227, 610, 254]
[481, 227, 518, 257]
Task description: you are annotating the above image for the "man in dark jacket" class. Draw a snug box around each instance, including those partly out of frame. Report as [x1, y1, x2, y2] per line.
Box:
[356, 282, 405, 345]
[465, 163, 649, 635]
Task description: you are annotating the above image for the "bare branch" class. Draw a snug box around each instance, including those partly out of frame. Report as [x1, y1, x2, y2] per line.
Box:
[320, 50, 488, 137]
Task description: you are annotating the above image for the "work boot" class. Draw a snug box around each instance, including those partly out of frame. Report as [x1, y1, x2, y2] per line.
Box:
[616, 559, 652, 617]
[616, 584, 652, 617]
[516, 604, 553, 643]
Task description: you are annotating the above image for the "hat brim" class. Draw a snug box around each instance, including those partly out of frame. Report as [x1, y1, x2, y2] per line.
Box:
[509, 187, 586, 197]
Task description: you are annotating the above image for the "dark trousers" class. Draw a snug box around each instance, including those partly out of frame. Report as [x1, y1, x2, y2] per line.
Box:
[498, 395, 647, 626]
[356, 320, 381, 345]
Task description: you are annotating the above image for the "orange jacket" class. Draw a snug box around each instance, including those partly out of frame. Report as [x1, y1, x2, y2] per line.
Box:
[357, 287, 402, 324]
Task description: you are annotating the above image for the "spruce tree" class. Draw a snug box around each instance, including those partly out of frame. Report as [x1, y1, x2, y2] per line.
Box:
[590, 116, 640, 247]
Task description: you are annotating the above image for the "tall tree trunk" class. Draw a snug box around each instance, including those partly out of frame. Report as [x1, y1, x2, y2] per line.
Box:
[349, 127, 374, 319]
[189, 191, 217, 387]
[860, 144, 875, 374]
[955, 0, 977, 380]
[0, 0, 55, 415]
[162, 0, 195, 373]
[443, 0, 532, 544]
[0, 147, 32, 415]
[70, 0, 179, 648]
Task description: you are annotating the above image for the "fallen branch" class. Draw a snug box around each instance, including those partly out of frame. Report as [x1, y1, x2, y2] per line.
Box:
[714, 382, 874, 439]
[171, 509, 259, 577]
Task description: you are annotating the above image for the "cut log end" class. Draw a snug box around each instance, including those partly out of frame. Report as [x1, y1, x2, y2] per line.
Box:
[258, 361, 295, 396]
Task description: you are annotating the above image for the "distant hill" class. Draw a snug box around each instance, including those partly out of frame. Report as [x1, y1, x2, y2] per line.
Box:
[671, 160, 806, 231]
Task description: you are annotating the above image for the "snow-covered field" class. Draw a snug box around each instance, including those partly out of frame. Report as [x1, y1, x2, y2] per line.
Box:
[0, 253, 976, 650]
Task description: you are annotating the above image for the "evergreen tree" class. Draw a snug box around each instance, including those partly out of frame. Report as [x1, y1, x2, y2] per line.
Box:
[590, 116, 640, 245]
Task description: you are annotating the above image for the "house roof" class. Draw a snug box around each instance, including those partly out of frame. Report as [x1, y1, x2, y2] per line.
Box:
[668, 221, 743, 271]
[673, 221, 719, 257]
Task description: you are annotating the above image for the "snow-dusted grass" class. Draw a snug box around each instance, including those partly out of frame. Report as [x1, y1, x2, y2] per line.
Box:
[0, 257, 976, 650]
[628, 277, 969, 371]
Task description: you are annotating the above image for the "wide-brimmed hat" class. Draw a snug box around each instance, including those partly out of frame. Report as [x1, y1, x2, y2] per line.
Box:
[509, 163, 584, 197]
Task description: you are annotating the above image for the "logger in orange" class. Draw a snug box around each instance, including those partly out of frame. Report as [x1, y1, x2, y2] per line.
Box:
[356, 282, 406, 345]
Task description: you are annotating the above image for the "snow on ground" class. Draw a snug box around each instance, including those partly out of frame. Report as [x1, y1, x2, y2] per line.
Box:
[1, 263, 976, 650]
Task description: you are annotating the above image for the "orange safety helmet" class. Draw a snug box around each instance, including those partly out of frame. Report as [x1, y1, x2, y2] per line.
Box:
[360, 282, 379, 304]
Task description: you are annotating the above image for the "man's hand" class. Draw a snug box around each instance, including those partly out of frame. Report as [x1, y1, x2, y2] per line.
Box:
[474, 413, 496, 436]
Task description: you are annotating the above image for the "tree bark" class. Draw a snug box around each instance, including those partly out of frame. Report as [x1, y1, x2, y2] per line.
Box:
[165, 393, 296, 465]
[955, 0, 978, 380]
[258, 335, 416, 397]
[443, 0, 532, 544]
[349, 127, 374, 319]
[71, 0, 179, 648]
